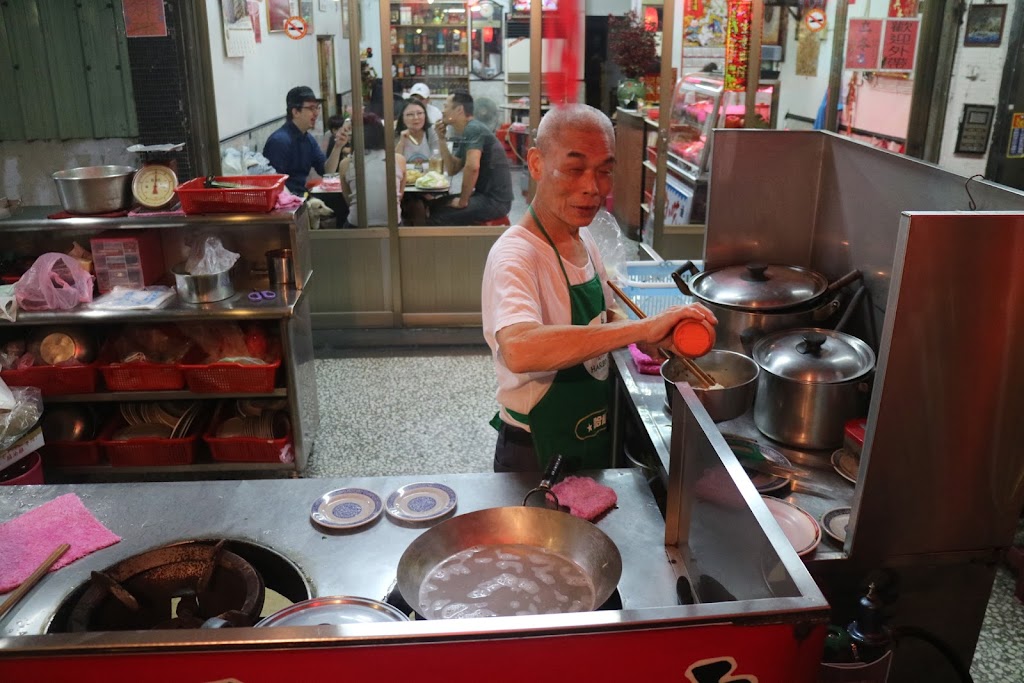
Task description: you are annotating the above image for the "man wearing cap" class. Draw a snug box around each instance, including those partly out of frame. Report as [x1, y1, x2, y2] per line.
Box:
[264, 86, 346, 196]
[405, 83, 443, 125]
[428, 90, 513, 225]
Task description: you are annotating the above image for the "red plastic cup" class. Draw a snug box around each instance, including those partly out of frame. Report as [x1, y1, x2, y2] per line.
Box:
[672, 319, 716, 358]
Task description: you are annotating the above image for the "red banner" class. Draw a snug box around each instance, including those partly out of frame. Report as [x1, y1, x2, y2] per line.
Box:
[888, 0, 918, 18]
[544, 0, 579, 103]
[724, 0, 753, 91]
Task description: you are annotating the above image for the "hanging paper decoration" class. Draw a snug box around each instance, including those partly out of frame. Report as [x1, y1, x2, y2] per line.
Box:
[544, 0, 579, 104]
[724, 0, 753, 91]
[644, 7, 659, 31]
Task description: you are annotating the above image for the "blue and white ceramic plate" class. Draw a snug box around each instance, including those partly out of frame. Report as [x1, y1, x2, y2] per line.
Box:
[386, 483, 457, 522]
[310, 488, 383, 530]
[821, 507, 852, 545]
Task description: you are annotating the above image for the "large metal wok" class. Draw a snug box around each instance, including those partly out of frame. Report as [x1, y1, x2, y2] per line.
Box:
[396, 466, 622, 619]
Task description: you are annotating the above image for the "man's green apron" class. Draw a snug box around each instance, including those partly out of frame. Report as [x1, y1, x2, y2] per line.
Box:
[495, 206, 611, 471]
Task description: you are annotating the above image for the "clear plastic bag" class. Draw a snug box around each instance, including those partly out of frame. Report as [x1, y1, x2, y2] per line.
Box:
[0, 385, 43, 449]
[14, 253, 95, 311]
[184, 236, 240, 276]
[0, 283, 17, 322]
[588, 209, 640, 283]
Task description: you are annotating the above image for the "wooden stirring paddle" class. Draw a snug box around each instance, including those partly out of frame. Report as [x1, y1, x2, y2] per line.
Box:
[606, 280, 717, 388]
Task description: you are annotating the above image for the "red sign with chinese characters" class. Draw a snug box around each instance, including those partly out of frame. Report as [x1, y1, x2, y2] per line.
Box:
[724, 0, 753, 91]
[880, 18, 918, 71]
[845, 19, 883, 69]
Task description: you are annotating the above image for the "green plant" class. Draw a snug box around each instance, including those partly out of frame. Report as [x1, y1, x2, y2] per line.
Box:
[607, 11, 658, 79]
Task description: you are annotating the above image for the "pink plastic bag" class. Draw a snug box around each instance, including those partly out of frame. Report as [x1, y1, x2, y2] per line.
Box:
[14, 253, 95, 311]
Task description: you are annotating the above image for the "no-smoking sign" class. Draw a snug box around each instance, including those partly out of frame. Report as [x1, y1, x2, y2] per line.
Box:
[285, 15, 308, 40]
[804, 8, 826, 33]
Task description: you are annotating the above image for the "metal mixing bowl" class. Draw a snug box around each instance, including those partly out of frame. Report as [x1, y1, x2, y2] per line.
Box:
[172, 263, 235, 304]
[660, 350, 760, 422]
[51, 165, 135, 214]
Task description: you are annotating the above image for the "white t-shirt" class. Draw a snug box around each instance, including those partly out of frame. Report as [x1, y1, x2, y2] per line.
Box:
[482, 225, 615, 431]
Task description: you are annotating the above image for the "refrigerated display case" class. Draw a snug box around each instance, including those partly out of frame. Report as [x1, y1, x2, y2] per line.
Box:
[665, 73, 780, 182]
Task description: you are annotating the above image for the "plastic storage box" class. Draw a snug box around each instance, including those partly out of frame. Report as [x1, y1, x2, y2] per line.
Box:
[90, 230, 166, 294]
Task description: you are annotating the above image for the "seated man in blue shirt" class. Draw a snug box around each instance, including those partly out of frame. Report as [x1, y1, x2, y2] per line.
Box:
[263, 86, 345, 196]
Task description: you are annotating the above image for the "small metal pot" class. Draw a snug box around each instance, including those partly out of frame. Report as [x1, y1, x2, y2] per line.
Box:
[752, 328, 875, 449]
[673, 263, 860, 354]
[172, 263, 235, 303]
[52, 165, 135, 214]
[660, 350, 759, 422]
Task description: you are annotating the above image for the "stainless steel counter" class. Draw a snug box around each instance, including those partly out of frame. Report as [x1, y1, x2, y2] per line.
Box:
[0, 471, 677, 643]
[611, 348, 854, 562]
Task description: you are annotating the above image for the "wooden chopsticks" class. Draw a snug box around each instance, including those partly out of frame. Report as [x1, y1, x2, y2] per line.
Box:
[0, 544, 70, 620]
[606, 280, 717, 388]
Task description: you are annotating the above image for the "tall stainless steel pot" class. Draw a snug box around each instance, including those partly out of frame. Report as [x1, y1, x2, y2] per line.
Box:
[672, 263, 860, 355]
[751, 328, 875, 449]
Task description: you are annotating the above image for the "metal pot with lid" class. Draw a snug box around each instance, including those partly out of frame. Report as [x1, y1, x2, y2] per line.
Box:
[752, 328, 875, 450]
[673, 262, 862, 354]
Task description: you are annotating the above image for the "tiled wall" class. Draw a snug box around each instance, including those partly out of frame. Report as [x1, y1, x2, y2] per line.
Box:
[938, 2, 1018, 176]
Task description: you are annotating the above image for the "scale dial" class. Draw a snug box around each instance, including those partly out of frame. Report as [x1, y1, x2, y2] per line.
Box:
[132, 164, 178, 209]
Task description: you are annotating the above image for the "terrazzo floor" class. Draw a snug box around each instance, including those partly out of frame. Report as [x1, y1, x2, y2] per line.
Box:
[304, 348, 1024, 681]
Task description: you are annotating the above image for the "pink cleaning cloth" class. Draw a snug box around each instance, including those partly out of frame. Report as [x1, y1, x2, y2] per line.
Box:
[0, 493, 121, 593]
[628, 343, 663, 375]
[275, 188, 304, 209]
[550, 476, 618, 521]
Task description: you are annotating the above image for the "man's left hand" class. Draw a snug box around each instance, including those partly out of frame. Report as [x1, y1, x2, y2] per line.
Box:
[450, 197, 468, 209]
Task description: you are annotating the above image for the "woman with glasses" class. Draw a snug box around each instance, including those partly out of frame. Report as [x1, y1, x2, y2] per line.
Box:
[263, 86, 344, 195]
[339, 112, 406, 228]
[394, 100, 437, 170]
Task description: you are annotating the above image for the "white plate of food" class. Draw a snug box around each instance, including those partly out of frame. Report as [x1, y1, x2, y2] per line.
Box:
[413, 171, 449, 191]
[311, 488, 383, 530]
[761, 496, 821, 557]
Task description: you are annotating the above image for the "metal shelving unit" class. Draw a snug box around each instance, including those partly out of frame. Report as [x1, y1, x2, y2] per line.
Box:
[0, 205, 319, 479]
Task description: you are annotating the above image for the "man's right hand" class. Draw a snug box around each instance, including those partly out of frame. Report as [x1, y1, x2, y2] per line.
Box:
[434, 120, 447, 141]
[641, 303, 718, 347]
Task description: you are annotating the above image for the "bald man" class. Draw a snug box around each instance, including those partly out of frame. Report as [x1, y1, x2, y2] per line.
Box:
[481, 104, 716, 473]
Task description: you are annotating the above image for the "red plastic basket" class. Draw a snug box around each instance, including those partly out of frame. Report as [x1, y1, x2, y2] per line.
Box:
[99, 416, 204, 467]
[181, 356, 281, 394]
[1, 364, 97, 396]
[176, 175, 288, 214]
[204, 426, 292, 464]
[39, 441, 103, 467]
[96, 348, 186, 392]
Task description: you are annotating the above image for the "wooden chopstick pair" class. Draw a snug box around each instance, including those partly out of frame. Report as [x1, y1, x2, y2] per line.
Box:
[0, 544, 70, 620]
[606, 280, 717, 388]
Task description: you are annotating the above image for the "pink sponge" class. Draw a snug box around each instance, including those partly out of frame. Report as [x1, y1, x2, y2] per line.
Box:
[551, 476, 618, 521]
[0, 493, 121, 593]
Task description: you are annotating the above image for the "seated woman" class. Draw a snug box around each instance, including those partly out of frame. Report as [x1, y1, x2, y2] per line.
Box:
[339, 112, 405, 228]
[394, 100, 438, 171]
[395, 100, 439, 226]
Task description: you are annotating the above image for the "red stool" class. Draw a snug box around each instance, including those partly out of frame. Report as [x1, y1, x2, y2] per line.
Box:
[477, 216, 511, 226]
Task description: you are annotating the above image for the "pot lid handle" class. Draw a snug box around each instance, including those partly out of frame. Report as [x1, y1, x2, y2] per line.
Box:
[745, 263, 769, 281]
[797, 332, 827, 356]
